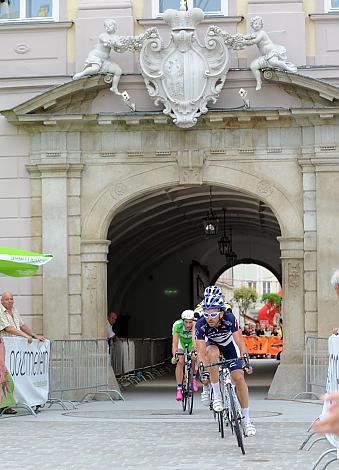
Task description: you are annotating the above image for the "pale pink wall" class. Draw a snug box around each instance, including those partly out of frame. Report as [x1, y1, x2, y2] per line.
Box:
[0, 116, 33, 321]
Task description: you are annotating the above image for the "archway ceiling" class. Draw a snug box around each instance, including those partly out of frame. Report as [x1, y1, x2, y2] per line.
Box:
[107, 185, 280, 272]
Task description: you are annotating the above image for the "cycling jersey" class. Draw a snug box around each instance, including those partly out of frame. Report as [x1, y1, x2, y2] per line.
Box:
[195, 312, 239, 347]
[172, 319, 193, 351]
[195, 312, 242, 371]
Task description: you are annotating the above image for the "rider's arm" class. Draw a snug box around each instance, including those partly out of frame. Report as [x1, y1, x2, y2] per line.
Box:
[172, 334, 179, 357]
[195, 339, 207, 366]
[232, 329, 248, 357]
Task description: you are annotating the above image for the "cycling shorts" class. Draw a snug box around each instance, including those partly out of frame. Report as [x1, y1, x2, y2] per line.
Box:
[206, 339, 242, 372]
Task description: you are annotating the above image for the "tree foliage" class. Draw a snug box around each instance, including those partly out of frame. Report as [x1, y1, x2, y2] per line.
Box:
[233, 287, 257, 315]
[261, 293, 282, 307]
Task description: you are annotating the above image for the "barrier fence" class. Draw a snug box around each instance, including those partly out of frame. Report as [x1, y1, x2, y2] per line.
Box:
[110, 337, 172, 376]
[48, 339, 123, 407]
[305, 336, 329, 398]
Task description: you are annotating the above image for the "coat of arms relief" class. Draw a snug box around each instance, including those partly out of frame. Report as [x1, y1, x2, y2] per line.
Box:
[73, 6, 297, 128]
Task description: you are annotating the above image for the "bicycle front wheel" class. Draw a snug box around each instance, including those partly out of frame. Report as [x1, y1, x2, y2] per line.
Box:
[181, 376, 188, 412]
[228, 384, 245, 455]
[187, 369, 194, 414]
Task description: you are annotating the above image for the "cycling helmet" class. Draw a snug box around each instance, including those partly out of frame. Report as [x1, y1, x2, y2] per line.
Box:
[181, 309, 195, 320]
[202, 285, 225, 309]
[204, 285, 223, 298]
[194, 302, 204, 318]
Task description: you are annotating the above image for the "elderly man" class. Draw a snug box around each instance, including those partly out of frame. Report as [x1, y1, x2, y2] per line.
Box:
[0, 292, 45, 343]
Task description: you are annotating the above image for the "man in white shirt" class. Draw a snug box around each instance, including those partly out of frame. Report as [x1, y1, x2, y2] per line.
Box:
[0, 292, 45, 342]
[107, 311, 120, 350]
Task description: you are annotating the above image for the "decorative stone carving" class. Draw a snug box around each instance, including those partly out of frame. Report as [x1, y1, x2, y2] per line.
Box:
[14, 43, 30, 54]
[136, 7, 250, 128]
[111, 182, 127, 199]
[256, 179, 273, 197]
[288, 262, 301, 288]
[73, 19, 136, 110]
[246, 16, 297, 91]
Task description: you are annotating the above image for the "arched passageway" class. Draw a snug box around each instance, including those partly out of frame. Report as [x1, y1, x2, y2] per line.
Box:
[107, 184, 281, 338]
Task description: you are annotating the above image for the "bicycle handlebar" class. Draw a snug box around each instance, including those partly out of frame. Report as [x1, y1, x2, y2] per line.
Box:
[202, 356, 248, 370]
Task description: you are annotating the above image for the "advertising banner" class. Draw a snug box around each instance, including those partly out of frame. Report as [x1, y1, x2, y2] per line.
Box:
[244, 336, 283, 356]
[3, 337, 50, 407]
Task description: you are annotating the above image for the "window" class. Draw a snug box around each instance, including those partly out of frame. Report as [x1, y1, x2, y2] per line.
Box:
[0, 0, 59, 22]
[248, 281, 257, 291]
[153, 0, 227, 16]
[325, 0, 339, 10]
[262, 282, 271, 295]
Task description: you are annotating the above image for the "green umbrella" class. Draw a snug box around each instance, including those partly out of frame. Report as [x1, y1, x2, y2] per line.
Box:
[0, 248, 53, 277]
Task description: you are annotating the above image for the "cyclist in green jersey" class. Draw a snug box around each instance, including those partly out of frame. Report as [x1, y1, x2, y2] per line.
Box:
[171, 310, 198, 401]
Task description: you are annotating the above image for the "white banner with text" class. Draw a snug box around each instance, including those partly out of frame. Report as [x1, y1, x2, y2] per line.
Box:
[3, 337, 50, 407]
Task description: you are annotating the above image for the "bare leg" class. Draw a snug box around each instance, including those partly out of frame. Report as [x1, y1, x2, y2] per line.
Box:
[230, 369, 249, 408]
[110, 72, 122, 95]
[73, 64, 100, 80]
[250, 61, 262, 91]
[175, 351, 184, 385]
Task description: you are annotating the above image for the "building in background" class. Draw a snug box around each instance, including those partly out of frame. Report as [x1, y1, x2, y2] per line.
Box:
[0, 0, 339, 398]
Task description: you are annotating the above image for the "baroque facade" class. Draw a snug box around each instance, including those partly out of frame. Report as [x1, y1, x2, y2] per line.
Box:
[1, 0, 339, 397]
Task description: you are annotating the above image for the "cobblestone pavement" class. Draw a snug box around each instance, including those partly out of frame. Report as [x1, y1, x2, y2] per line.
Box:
[0, 361, 335, 470]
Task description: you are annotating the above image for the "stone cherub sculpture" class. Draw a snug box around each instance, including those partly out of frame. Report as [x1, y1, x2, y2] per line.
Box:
[73, 18, 135, 109]
[246, 16, 297, 91]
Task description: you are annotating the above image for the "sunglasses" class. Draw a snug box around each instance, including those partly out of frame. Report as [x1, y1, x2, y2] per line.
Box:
[203, 312, 219, 319]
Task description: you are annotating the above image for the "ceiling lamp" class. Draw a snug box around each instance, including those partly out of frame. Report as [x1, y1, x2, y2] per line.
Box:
[202, 186, 219, 236]
[218, 208, 237, 267]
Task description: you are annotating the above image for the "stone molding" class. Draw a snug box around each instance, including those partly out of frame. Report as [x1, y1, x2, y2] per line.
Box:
[277, 237, 304, 259]
[81, 240, 111, 263]
[26, 164, 84, 178]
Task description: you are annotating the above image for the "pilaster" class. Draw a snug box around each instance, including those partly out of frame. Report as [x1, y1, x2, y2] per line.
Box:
[299, 158, 318, 338]
[81, 240, 111, 339]
[26, 163, 84, 340]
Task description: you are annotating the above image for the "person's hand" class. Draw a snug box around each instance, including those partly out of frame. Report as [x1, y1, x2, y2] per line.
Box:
[26, 335, 32, 344]
[35, 335, 46, 342]
[312, 393, 339, 435]
[171, 356, 178, 365]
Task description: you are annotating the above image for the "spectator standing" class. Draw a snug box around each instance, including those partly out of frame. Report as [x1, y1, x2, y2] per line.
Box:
[107, 311, 120, 351]
[0, 292, 45, 342]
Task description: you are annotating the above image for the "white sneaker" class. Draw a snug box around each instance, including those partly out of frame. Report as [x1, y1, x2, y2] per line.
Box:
[201, 390, 210, 407]
[212, 397, 224, 412]
[243, 420, 256, 437]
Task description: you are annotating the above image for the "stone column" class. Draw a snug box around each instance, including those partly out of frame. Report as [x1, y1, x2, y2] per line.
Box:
[268, 237, 305, 398]
[299, 159, 318, 338]
[81, 240, 111, 339]
[39, 164, 70, 340]
[313, 155, 339, 334]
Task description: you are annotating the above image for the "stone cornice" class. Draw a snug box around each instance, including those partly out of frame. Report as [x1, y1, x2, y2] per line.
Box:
[309, 13, 339, 21]
[79, 0, 132, 9]
[26, 164, 84, 178]
[137, 16, 243, 27]
[6, 107, 339, 130]
[0, 21, 73, 31]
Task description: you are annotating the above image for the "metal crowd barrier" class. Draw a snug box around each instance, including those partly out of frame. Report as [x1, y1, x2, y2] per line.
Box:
[304, 336, 329, 399]
[110, 337, 172, 387]
[48, 339, 123, 409]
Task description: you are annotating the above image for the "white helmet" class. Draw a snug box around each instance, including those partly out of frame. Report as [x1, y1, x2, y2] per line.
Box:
[181, 309, 195, 320]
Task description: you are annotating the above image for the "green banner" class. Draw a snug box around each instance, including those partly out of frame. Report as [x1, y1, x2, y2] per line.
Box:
[0, 248, 53, 277]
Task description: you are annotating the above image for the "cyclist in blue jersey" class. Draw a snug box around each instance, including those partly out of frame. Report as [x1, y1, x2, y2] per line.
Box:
[195, 285, 256, 437]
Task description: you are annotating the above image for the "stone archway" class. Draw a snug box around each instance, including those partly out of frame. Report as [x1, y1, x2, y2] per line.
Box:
[81, 164, 304, 397]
